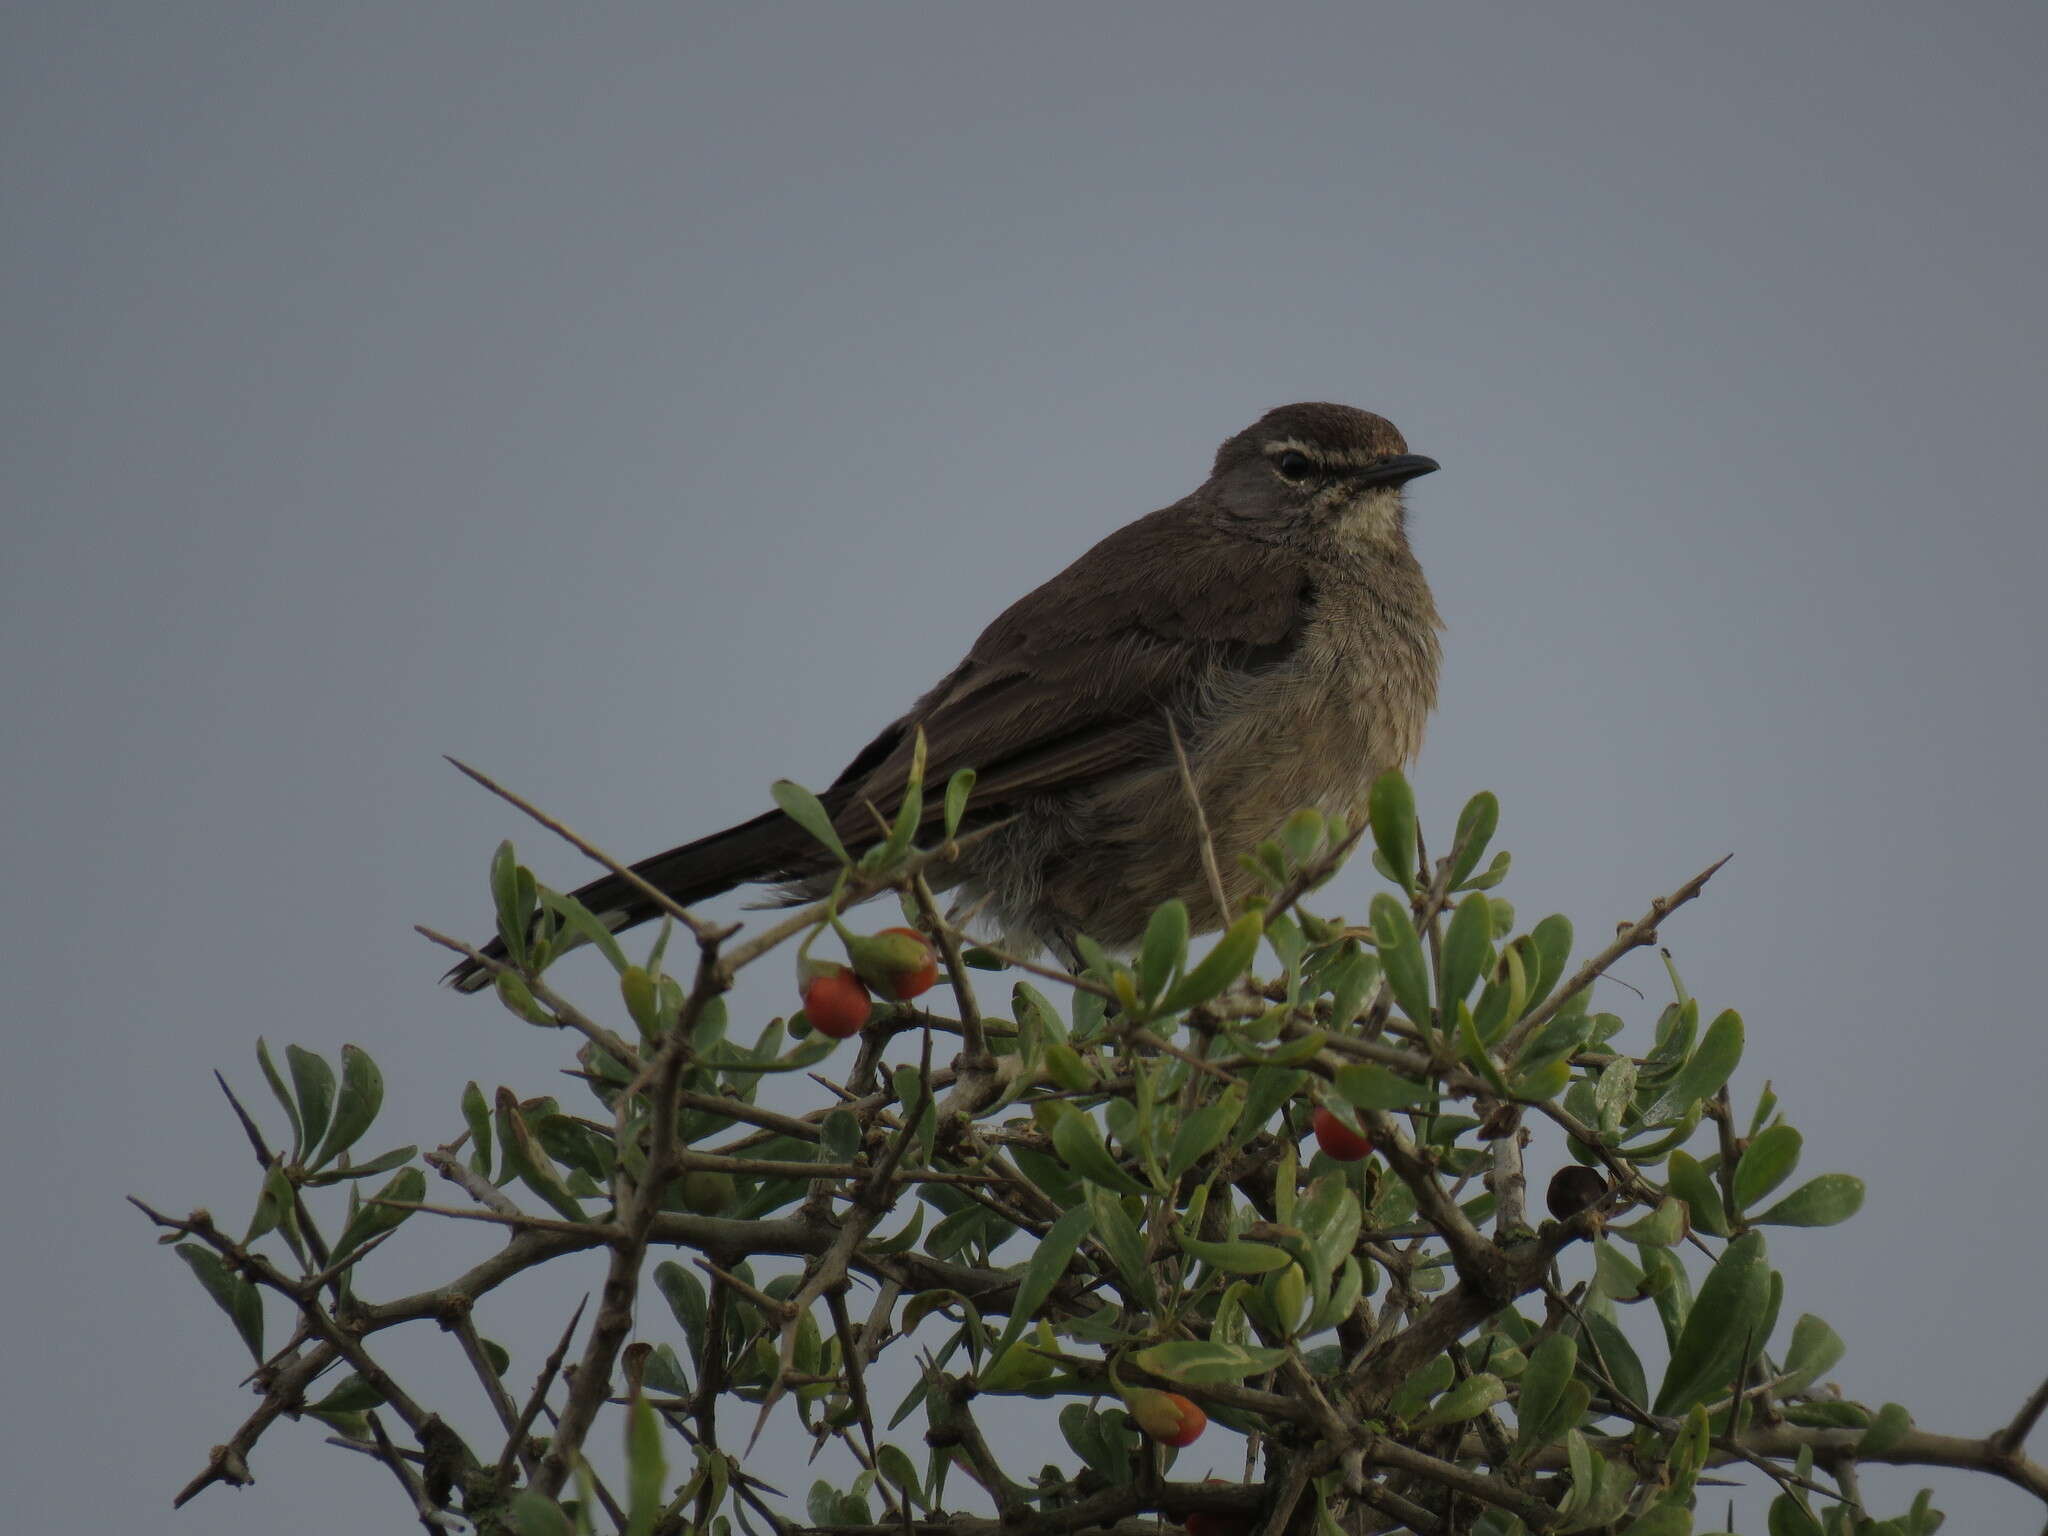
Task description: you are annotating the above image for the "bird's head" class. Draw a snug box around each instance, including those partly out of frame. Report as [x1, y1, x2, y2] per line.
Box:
[1207, 402, 1439, 546]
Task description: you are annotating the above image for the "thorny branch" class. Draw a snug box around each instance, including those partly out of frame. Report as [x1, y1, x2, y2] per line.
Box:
[144, 775, 2036, 1536]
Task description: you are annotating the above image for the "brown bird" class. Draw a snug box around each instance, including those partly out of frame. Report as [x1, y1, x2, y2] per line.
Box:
[450, 402, 1441, 990]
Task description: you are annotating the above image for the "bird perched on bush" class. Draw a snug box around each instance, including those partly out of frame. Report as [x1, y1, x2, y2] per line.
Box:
[451, 401, 1440, 989]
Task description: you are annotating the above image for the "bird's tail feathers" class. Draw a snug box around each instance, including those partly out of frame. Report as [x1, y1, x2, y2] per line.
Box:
[444, 808, 822, 992]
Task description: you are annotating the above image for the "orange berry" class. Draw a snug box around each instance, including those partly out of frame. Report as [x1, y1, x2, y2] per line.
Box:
[802, 964, 871, 1039]
[1125, 1386, 1207, 1446]
[848, 926, 940, 1000]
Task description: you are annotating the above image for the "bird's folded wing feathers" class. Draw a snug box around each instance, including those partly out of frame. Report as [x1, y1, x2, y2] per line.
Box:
[825, 516, 1313, 833]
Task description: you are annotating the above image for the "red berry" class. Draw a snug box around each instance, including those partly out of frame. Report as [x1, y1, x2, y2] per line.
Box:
[802, 965, 871, 1039]
[1312, 1106, 1372, 1161]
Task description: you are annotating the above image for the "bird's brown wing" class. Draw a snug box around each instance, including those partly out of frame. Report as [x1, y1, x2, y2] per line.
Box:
[447, 505, 1312, 991]
[824, 506, 1314, 833]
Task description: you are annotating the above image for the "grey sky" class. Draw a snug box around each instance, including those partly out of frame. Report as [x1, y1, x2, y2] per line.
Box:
[5, 4, 2044, 1530]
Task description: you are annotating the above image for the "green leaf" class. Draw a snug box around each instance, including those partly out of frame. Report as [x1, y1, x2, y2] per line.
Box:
[1300, 1176, 1362, 1285]
[1593, 1239, 1648, 1302]
[508, 1490, 575, 1536]
[717, 1033, 838, 1076]
[1643, 1245, 1694, 1353]
[1778, 1313, 1846, 1395]
[1460, 849, 1511, 889]
[1514, 1331, 1577, 1460]
[1333, 1063, 1434, 1110]
[1752, 1173, 1864, 1228]
[1237, 1066, 1309, 1141]
[308, 1372, 387, 1417]
[176, 1242, 265, 1362]
[1440, 892, 1492, 1008]
[1324, 946, 1380, 1030]
[491, 840, 535, 964]
[619, 965, 662, 1038]
[1410, 1371, 1505, 1429]
[1225, 1026, 1329, 1066]
[1767, 1490, 1824, 1536]
[1531, 1380, 1592, 1457]
[1132, 1341, 1289, 1384]
[492, 971, 549, 1023]
[1611, 1196, 1688, 1248]
[879, 727, 928, 868]
[1304, 1255, 1364, 1335]
[331, 1165, 426, 1264]
[1445, 791, 1500, 889]
[1178, 1231, 1295, 1274]
[655, 1262, 709, 1369]
[624, 1393, 666, 1536]
[943, 768, 976, 839]
[1581, 1308, 1650, 1410]
[1860, 1401, 1913, 1457]
[1160, 913, 1264, 1014]
[1014, 982, 1068, 1045]
[1370, 893, 1432, 1030]
[1457, 1000, 1509, 1095]
[1563, 1433, 1634, 1529]
[496, 1088, 589, 1222]
[1732, 1124, 1803, 1212]
[1049, 1106, 1147, 1197]
[1367, 771, 1418, 892]
[1525, 914, 1574, 1012]
[254, 1039, 305, 1158]
[1653, 1230, 1771, 1415]
[1138, 899, 1190, 1004]
[309, 1044, 384, 1171]
[1618, 1506, 1693, 1536]
[1594, 1056, 1637, 1138]
[639, 1344, 686, 1397]
[995, 1205, 1092, 1356]
[877, 1442, 927, 1514]
[820, 1108, 861, 1164]
[770, 778, 849, 864]
[1278, 807, 1325, 865]
[461, 1080, 493, 1178]
[1087, 1187, 1156, 1308]
[1748, 1085, 1780, 1137]
[1060, 1402, 1130, 1485]
[1665, 1401, 1712, 1503]
[807, 1480, 841, 1528]
[1507, 1057, 1571, 1102]
[1905, 1488, 1943, 1535]
[245, 1161, 297, 1246]
[868, 1205, 926, 1255]
[1166, 1090, 1243, 1180]
[1514, 1008, 1595, 1077]
[1388, 1355, 1455, 1420]
[1639, 1009, 1744, 1124]
[285, 1044, 335, 1161]
[1665, 1150, 1730, 1237]
[539, 887, 631, 976]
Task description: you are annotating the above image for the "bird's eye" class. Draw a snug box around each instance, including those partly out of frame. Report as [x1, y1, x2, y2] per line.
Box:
[1274, 450, 1315, 483]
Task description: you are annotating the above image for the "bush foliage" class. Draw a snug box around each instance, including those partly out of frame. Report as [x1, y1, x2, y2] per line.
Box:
[140, 763, 2047, 1535]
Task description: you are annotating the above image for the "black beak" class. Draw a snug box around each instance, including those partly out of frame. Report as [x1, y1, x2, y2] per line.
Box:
[1357, 454, 1440, 488]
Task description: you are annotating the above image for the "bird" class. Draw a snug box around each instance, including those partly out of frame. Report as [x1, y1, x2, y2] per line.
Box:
[449, 402, 1441, 991]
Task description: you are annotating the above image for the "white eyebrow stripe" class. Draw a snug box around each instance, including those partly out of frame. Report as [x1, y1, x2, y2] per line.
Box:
[1261, 438, 1394, 469]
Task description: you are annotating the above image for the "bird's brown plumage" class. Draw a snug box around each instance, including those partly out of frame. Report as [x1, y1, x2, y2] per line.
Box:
[449, 402, 1441, 989]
